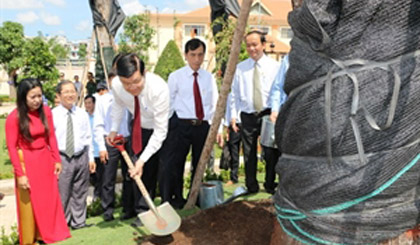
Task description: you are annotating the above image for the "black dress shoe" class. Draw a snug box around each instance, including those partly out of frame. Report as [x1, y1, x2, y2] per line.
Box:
[131, 217, 143, 227]
[72, 223, 93, 230]
[103, 214, 115, 222]
[120, 212, 136, 220]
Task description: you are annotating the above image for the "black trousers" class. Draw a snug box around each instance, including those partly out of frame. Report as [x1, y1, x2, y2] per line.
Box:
[126, 128, 160, 214]
[172, 117, 209, 207]
[240, 112, 279, 192]
[101, 140, 130, 217]
[90, 157, 102, 200]
[158, 114, 179, 203]
[228, 124, 242, 183]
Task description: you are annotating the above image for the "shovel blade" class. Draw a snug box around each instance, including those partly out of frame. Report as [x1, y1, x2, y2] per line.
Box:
[139, 202, 181, 236]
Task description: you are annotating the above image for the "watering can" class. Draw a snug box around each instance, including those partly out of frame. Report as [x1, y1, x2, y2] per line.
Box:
[199, 181, 249, 209]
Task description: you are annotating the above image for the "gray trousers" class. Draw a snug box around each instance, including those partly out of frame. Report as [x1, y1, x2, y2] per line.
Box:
[58, 150, 89, 228]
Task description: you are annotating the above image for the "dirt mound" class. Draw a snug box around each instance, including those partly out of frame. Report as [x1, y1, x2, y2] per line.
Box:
[138, 199, 286, 245]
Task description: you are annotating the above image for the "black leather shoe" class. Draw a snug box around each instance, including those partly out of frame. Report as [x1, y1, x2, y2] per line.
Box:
[103, 214, 115, 222]
[120, 212, 136, 220]
[131, 217, 143, 227]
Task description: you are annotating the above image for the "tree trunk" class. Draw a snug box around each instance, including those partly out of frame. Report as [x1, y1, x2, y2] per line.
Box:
[184, 0, 254, 210]
[8, 69, 17, 99]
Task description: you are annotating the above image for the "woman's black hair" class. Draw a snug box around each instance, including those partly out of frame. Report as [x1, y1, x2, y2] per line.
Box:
[116, 53, 145, 78]
[16, 78, 49, 142]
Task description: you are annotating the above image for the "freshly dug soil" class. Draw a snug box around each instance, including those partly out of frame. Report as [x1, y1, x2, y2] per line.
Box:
[137, 199, 418, 245]
[138, 199, 282, 245]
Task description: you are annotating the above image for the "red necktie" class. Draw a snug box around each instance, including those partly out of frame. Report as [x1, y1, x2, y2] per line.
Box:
[132, 96, 142, 155]
[193, 72, 204, 120]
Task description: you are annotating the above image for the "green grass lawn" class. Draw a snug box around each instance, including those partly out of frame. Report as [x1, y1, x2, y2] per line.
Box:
[57, 173, 272, 245]
[0, 118, 14, 179]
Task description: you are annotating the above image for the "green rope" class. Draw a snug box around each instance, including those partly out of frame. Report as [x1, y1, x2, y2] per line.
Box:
[275, 153, 420, 244]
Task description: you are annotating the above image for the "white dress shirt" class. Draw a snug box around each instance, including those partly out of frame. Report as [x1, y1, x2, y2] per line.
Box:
[111, 72, 170, 163]
[94, 91, 130, 152]
[230, 54, 280, 119]
[168, 66, 219, 123]
[224, 93, 241, 127]
[52, 104, 94, 162]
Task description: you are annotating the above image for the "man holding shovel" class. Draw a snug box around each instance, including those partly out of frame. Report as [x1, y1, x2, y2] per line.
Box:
[106, 53, 170, 228]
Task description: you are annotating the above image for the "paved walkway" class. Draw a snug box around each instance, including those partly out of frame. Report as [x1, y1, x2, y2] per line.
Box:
[0, 102, 15, 115]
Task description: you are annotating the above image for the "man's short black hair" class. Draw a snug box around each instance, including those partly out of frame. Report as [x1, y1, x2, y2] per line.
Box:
[246, 30, 266, 43]
[84, 94, 96, 104]
[185, 38, 206, 54]
[116, 53, 145, 78]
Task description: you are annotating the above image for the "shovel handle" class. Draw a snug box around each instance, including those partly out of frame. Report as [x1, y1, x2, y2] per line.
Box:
[119, 150, 160, 217]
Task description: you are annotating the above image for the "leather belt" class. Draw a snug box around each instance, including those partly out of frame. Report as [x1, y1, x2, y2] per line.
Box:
[179, 119, 207, 126]
[60, 147, 87, 159]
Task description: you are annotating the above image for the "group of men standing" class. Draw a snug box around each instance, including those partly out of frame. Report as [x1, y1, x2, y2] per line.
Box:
[52, 29, 288, 229]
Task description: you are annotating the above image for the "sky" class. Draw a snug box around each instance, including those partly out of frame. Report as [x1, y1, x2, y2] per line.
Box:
[0, 0, 209, 41]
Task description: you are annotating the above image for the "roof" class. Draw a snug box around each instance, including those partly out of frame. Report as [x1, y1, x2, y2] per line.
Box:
[180, 0, 292, 25]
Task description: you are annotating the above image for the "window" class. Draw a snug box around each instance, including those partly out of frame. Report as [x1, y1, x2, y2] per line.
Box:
[280, 28, 293, 39]
[184, 25, 205, 37]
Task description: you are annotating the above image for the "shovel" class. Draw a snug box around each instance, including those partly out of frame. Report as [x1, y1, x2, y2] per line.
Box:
[111, 135, 181, 236]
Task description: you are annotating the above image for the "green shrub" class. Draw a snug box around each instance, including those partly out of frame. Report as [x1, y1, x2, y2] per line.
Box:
[154, 40, 185, 81]
[257, 160, 265, 173]
[1, 225, 19, 245]
[86, 197, 103, 218]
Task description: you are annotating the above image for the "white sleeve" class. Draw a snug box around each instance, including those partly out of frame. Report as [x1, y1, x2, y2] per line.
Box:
[111, 89, 125, 133]
[230, 69, 240, 121]
[83, 111, 94, 162]
[93, 97, 107, 152]
[139, 83, 170, 163]
[168, 72, 177, 117]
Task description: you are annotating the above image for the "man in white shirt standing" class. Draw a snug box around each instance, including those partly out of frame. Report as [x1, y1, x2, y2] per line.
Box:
[107, 53, 170, 227]
[231, 30, 280, 194]
[93, 74, 132, 222]
[168, 38, 219, 208]
[52, 80, 96, 229]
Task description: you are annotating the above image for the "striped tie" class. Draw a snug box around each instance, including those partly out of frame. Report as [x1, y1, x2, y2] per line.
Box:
[65, 110, 74, 158]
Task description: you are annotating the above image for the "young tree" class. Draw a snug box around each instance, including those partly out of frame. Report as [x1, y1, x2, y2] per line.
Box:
[154, 40, 185, 81]
[48, 37, 70, 59]
[78, 43, 88, 59]
[119, 13, 156, 65]
[21, 37, 60, 103]
[0, 21, 25, 97]
[212, 17, 248, 78]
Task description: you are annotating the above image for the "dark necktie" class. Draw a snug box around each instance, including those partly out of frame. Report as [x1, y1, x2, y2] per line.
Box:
[132, 96, 142, 155]
[193, 72, 204, 120]
[65, 110, 74, 158]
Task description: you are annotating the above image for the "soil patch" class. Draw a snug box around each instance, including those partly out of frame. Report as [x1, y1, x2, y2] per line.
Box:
[138, 199, 283, 245]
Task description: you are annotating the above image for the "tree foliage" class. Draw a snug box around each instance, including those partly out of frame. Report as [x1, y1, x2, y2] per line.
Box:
[78, 43, 87, 59]
[0, 21, 25, 76]
[211, 17, 249, 77]
[118, 13, 156, 65]
[48, 37, 70, 59]
[0, 22, 59, 102]
[154, 40, 185, 81]
[21, 37, 60, 102]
